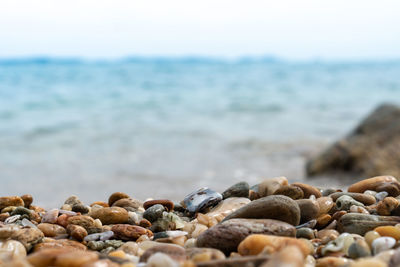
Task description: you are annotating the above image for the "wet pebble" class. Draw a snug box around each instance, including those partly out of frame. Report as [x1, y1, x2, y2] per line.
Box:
[221, 181, 249, 199]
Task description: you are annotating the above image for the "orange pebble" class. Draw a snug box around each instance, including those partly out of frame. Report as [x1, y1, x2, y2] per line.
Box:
[374, 226, 400, 240]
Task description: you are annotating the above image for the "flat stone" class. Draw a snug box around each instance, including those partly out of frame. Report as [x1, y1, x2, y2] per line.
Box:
[111, 224, 150, 241]
[37, 223, 66, 237]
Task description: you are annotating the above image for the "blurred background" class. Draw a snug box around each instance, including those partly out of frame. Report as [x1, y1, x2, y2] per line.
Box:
[1, 1, 400, 207]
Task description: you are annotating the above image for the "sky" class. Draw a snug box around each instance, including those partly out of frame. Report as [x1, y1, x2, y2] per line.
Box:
[1, 0, 400, 60]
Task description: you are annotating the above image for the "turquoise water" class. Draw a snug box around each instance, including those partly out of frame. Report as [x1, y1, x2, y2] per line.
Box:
[1, 59, 400, 207]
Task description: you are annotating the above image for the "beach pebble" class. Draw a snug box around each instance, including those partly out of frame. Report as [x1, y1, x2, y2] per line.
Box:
[274, 185, 304, 200]
[296, 227, 315, 239]
[338, 213, 400, 235]
[349, 258, 387, 267]
[145, 252, 179, 267]
[37, 223, 66, 237]
[291, 182, 322, 198]
[143, 199, 174, 211]
[222, 181, 249, 199]
[112, 198, 142, 212]
[84, 230, 114, 242]
[257, 176, 288, 197]
[89, 207, 129, 225]
[348, 239, 371, 259]
[108, 192, 130, 206]
[20, 194, 33, 208]
[33, 238, 87, 252]
[143, 204, 165, 222]
[316, 196, 334, 216]
[111, 224, 151, 241]
[222, 195, 301, 226]
[261, 245, 305, 267]
[186, 247, 225, 262]
[348, 176, 400, 196]
[27, 248, 98, 267]
[67, 215, 98, 234]
[0, 196, 24, 210]
[372, 237, 396, 255]
[330, 192, 376, 205]
[296, 199, 320, 223]
[41, 208, 59, 224]
[375, 226, 400, 240]
[117, 241, 139, 256]
[376, 191, 389, 201]
[377, 197, 399, 216]
[66, 224, 88, 241]
[0, 240, 27, 260]
[139, 243, 186, 263]
[316, 257, 352, 267]
[183, 188, 222, 214]
[11, 227, 44, 251]
[206, 197, 250, 219]
[197, 218, 296, 254]
[321, 233, 354, 256]
[336, 195, 364, 211]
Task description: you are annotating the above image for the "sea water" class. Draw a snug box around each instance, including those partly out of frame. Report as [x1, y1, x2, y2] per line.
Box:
[1, 58, 400, 207]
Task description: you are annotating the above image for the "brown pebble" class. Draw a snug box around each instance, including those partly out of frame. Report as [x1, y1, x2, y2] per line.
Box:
[274, 185, 304, 200]
[37, 223, 67, 237]
[316, 214, 332, 228]
[89, 207, 129, 225]
[292, 182, 322, 198]
[0, 196, 24, 210]
[143, 199, 174, 211]
[139, 218, 152, 228]
[33, 239, 87, 252]
[111, 224, 151, 241]
[90, 201, 109, 208]
[20, 194, 33, 208]
[376, 197, 399, 216]
[108, 192, 130, 206]
[57, 214, 70, 228]
[348, 175, 400, 195]
[139, 243, 186, 263]
[66, 224, 88, 241]
[332, 211, 347, 221]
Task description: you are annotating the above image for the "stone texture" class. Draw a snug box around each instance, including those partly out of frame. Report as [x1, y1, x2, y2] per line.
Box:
[89, 207, 129, 225]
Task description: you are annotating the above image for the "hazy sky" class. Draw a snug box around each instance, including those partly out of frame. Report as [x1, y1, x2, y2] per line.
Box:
[1, 0, 400, 60]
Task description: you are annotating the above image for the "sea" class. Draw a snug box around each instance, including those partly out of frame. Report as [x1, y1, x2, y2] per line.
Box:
[1, 58, 400, 208]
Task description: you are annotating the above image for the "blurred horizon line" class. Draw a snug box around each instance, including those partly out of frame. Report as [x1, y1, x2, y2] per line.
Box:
[1, 55, 400, 66]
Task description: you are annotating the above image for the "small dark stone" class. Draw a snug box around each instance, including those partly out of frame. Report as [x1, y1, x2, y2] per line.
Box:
[143, 204, 165, 223]
[222, 182, 249, 199]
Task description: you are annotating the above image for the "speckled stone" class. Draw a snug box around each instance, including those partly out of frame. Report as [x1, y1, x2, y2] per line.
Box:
[89, 207, 129, 225]
[0, 196, 24, 210]
[111, 224, 151, 241]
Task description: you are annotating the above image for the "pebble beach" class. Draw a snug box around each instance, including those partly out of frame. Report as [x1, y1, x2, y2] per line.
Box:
[2, 175, 400, 266]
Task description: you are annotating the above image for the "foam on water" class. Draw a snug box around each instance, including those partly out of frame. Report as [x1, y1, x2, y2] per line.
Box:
[1, 59, 400, 207]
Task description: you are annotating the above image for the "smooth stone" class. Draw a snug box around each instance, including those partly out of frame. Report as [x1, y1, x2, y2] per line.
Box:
[139, 243, 186, 263]
[111, 224, 151, 241]
[376, 191, 389, 201]
[0, 196, 24, 210]
[375, 226, 400, 240]
[321, 233, 354, 256]
[41, 209, 59, 224]
[330, 192, 376, 205]
[143, 204, 165, 222]
[348, 176, 400, 196]
[238, 234, 313, 256]
[84, 231, 114, 242]
[66, 224, 88, 241]
[71, 204, 90, 214]
[296, 228, 315, 239]
[377, 197, 399, 216]
[296, 199, 320, 223]
[145, 252, 179, 267]
[89, 207, 129, 225]
[21, 218, 37, 229]
[206, 197, 251, 219]
[197, 218, 296, 255]
[143, 199, 174, 211]
[257, 177, 288, 197]
[274, 185, 304, 200]
[291, 182, 322, 198]
[183, 188, 222, 214]
[64, 195, 83, 206]
[316, 257, 352, 267]
[27, 248, 98, 267]
[67, 215, 99, 234]
[186, 247, 225, 262]
[195, 255, 270, 267]
[222, 182, 250, 199]
[117, 241, 139, 256]
[336, 195, 364, 211]
[112, 198, 142, 212]
[20, 194, 33, 208]
[33, 239, 87, 251]
[0, 240, 27, 260]
[338, 213, 400, 235]
[316, 197, 334, 216]
[222, 195, 300, 226]
[11, 207, 31, 219]
[316, 229, 339, 241]
[350, 258, 387, 267]
[348, 239, 371, 259]
[108, 192, 130, 206]
[150, 211, 185, 232]
[373, 237, 396, 255]
[365, 230, 381, 248]
[11, 227, 44, 251]
[261, 245, 305, 267]
[37, 223, 66, 237]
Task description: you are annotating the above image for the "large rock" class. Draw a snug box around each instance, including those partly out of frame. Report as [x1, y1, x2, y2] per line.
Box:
[307, 104, 400, 178]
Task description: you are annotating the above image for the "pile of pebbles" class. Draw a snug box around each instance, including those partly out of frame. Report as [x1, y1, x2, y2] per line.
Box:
[2, 176, 400, 266]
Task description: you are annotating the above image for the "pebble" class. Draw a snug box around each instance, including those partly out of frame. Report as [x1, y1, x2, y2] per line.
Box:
[375, 226, 400, 240]
[11, 227, 44, 251]
[372, 237, 396, 255]
[183, 188, 222, 214]
[257, 176, 288, 197]
[336, 195, 364, 211]
[108, 192, 130, 206]
[348, 176, 400, 196]
[221, 181, 250, 199]
[139, 244, 186, 263]
[222, 195, 301, 225]
[143, 204, 165, 222]
[111, 224, 151, 241]
[330, 192, 376, 205]
[296, 199, 320, 223]
[197, 218, 296, 254]
[37, 223, 67, 237]
[0, 196, 24, 210]
[338, 213, 400, 235]
[291, 182, 322, 198]
[348, 239, 371, 259]
[143, 199, 174, 211]
[274, 185, 304, 200]
[66, 224, 88, 241]
[89, 207, 129, 225]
